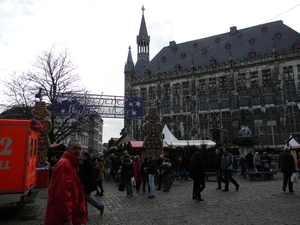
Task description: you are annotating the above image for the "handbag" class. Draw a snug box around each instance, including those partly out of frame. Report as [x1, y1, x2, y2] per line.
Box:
[291, 173, 298, 183]
[118, 183, 125, 191]
[131, 177, 136, 187]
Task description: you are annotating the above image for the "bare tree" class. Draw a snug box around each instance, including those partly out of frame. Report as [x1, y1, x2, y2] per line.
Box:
[1, 48, 92, 144]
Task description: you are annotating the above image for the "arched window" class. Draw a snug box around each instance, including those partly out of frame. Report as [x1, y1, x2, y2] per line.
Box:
[174, 64, 181, 71]
[202, 47, 207, 54]
[161, 56, 166, 62]
[180, 52, 186, 59]
[249, 37, 255, 44]
[249, 49, 256, 58]
[225, 42, 231, 49]
[193, 42, 198, 48]
[275, 31, 281, 39]
[209, 57, 216, 65]
[262, 26, 267, 32]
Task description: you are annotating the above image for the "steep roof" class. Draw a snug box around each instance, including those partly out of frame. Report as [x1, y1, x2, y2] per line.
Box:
[137, 20, 300, 77]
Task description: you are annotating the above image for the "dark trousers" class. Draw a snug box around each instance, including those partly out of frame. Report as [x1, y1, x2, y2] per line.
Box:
[223, 169, 239, 190]
[282, 171, 293, 191]
[216, 169, 224, 188]
[193, 177, 205, 198]
[142, 174, 148, 192]
[96, 180, 104, 194]
[157, 173, 163, 189]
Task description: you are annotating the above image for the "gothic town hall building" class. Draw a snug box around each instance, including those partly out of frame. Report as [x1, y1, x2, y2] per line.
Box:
[124, 9, 300, 150]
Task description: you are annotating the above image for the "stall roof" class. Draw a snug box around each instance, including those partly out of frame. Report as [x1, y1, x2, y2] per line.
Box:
[130, 141, 168, 149]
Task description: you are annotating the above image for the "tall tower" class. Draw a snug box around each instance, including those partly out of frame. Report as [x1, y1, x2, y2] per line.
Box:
[124, 46, 135, 97]
[135, 5, 150, 73]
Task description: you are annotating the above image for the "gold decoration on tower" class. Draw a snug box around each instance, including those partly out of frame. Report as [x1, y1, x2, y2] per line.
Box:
[31, 102, 52, 165]
[142, 107, 163, 159]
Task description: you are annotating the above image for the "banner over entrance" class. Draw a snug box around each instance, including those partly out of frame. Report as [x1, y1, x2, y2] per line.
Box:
[53, 93, 143, 119]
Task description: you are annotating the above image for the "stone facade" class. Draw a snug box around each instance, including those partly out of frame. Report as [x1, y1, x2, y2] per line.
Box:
[124, 9, 300, 149]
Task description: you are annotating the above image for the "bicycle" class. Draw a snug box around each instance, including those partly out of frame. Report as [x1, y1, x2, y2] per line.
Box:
[169, 170, 182, 186]
[155, 169, 182, 187]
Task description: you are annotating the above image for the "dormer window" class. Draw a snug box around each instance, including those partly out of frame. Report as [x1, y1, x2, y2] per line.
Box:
[161, 56, 166, 62]
[249, 49, 256, 58]
[144, 69, 151, 76]
[293, 40, 300, 50]
[209, 57, 216, 65]
[173, 47, 177, 52]
[202, 47, 207, 54]
[174, 64, 181, 71]
[249, 37, 255, 44]
[262, 26, 268, 32]
[180, 52, 186, 59]
[193, 42, 198, 48]
[215, 38, 220, 43]
[225, 42, 231, 49]
[275, 31, 281, 39]
[237, 32, 243, 38]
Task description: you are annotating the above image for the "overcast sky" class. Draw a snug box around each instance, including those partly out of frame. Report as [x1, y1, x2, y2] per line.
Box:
[0, 0, 299, 143]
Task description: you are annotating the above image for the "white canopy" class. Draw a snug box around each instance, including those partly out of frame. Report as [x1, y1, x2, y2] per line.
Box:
[162, 124, 216, 148]
[286, 135, 300, 149]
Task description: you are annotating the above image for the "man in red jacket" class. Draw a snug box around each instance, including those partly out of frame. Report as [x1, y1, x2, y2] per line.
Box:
[44, 140, 88, 225]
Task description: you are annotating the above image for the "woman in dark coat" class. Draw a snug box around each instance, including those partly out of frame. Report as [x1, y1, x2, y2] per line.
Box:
[121, 154, 134, 197]
[190, 152, 206, 201]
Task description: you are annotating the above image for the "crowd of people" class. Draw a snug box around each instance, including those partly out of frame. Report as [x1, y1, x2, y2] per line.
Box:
[44, 139, 299, 225]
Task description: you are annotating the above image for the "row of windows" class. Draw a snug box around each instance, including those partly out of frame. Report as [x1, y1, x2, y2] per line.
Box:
[139, 66, 300, 99]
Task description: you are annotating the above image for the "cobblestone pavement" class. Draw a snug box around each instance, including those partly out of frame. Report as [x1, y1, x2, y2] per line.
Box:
[1, 173, 299, 225]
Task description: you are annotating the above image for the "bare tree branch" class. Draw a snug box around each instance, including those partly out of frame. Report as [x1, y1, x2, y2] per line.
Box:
[0, 48, 91, 144]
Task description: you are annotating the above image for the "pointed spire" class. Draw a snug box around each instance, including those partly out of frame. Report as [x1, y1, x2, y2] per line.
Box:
[135, 5, 150, 72]
[124, 46, 135, 73]
[142, 5, 145, 15]
[138, 8, 148, 37]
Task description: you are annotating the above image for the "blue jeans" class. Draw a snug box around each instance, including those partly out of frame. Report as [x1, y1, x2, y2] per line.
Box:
[105, 167, 111, 180]
[124, 178, 133, 196]
[181, 168, 189, 180]
[148, 174, 155, 196]
[85, 192, 104, 210]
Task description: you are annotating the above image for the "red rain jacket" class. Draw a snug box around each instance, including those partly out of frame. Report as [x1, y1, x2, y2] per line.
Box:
[44, 151, 88, 225]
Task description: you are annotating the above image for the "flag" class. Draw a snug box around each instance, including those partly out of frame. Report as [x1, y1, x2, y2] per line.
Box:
[124, 97, 143, 120]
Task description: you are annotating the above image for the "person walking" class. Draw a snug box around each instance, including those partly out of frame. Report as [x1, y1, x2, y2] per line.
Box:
[239, 154, 248, 179]
[140, 157, 149, 193]
[95, 158, 105, 196]
[161, 155, 172, 192]
[133, 155, 143, 193]
[278, 147, 296, 192]
[155, 155, 164, 191]
[190, 152, 206, 201]
[44, 139, 88, 225]
[81, 152, 104, 215]
[180, 153, 190, 181]
[104, 156, 112, 181]
[215, 148, 224, 189]
[221, 147, 239, 192]
[144, 152, 156, 198]
[121, 154, 134, 197]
